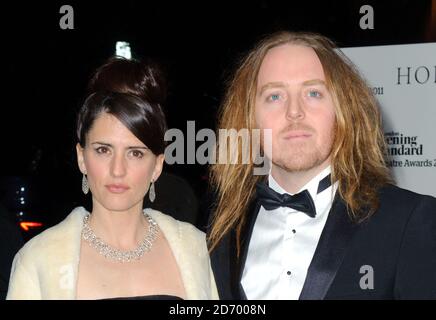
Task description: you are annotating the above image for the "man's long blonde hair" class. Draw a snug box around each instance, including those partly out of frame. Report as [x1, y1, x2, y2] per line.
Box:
[208, 31, 392, 253]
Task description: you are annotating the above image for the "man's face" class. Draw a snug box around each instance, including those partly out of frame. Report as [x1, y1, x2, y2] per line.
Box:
[255, 44, 336, 174]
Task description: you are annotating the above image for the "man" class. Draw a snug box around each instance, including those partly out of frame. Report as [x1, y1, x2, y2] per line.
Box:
[208, 31, 436, 299]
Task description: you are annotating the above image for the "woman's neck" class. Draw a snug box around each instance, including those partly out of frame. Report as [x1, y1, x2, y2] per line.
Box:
[87, 201, 147, 249]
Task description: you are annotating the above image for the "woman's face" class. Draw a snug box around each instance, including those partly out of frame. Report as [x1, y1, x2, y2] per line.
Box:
[76, 113, 164, 213]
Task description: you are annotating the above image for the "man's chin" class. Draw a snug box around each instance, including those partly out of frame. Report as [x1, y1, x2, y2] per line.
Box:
[273, 154, 325, 173]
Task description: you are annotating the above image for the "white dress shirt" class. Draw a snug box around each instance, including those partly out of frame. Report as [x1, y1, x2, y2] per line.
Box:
[241, 166, 338, 300]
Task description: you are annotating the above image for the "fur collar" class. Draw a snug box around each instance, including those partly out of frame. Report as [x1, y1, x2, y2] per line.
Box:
[7, 207, 217, 299]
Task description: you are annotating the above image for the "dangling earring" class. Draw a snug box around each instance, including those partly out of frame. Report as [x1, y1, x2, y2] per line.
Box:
[82, 174, 89, 195]
[149, 180, 156, 203]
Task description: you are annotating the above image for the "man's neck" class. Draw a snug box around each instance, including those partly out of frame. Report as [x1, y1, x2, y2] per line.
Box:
[271, 161, 331, 194]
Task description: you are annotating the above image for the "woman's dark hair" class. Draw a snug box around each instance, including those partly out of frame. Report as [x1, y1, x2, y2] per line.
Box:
[77, 57, 168, 155]
[87, 56, 167, 106]
[77, 92, 167, 156]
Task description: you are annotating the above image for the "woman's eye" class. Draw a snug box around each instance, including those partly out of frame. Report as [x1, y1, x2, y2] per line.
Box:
[95, 146, 109, 154]
[131, 150, 144, 158]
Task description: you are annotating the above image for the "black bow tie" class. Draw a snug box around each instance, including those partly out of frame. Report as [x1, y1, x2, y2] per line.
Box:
[255, 174, 331, 218]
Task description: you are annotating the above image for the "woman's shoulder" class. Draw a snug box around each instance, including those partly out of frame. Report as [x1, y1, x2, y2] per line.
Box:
[144, 208, 205, 242]
[16, 207, 87, 258]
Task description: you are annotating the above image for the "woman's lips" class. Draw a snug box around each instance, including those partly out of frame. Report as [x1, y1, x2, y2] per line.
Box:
[105, 184, 130, 193]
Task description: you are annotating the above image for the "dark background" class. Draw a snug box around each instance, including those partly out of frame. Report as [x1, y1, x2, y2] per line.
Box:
[0, 0, 435, 231]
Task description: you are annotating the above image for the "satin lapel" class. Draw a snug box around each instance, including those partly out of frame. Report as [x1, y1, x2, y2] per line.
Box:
[233, 199, 261, 300]
[228, 228, 242, 299]
[299, 196, 358, 300]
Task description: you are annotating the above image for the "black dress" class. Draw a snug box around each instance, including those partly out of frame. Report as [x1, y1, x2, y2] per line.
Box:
[102, 295, 183, 300]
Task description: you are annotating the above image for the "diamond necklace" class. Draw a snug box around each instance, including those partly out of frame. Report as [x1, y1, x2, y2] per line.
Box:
[81, 213, 159, 263]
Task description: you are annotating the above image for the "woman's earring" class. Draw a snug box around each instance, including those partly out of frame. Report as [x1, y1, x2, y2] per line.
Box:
[82, 174, 89, 195]
[149, 180, 156, 203]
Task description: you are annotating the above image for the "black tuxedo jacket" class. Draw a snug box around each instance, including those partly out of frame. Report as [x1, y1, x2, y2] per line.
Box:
[209, 184, 436, 299]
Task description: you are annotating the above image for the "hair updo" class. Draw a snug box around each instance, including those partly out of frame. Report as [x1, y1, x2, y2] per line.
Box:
[76, 57, 168, 156]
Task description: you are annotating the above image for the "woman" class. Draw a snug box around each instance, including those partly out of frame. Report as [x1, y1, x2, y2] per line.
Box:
[7, 58, 218, 300]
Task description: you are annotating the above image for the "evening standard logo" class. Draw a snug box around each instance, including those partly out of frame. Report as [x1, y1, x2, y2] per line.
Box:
[385, 131, 434, 168]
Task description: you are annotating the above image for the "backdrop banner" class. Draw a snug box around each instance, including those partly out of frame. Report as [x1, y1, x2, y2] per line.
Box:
[341, 43, 436, 197]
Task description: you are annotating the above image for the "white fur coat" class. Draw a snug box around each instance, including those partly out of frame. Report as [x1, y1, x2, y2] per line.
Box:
[6, 207, 218, 300]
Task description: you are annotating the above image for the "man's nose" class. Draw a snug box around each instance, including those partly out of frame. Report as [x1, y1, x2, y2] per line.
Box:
[285, 96, 305, 121]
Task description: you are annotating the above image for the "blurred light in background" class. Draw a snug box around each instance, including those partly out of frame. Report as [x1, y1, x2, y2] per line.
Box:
[20, 221, 43, 232]
[115, 41, 132, 59]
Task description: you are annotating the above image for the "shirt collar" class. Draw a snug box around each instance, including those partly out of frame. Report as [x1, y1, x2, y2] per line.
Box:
[268, 165, 332, 203]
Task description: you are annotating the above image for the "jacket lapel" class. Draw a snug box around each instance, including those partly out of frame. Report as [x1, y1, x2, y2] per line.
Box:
[235, 199, 261, 299]
[299, 196, 358, 300]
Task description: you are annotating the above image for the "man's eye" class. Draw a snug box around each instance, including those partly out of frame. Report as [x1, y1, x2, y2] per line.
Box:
[268, 94, 281, 101]
[308, 90, 322, 98]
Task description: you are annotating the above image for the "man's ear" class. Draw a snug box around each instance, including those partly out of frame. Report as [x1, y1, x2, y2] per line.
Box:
[76, 143, 87, 174]
[152, 154, 165, 182]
